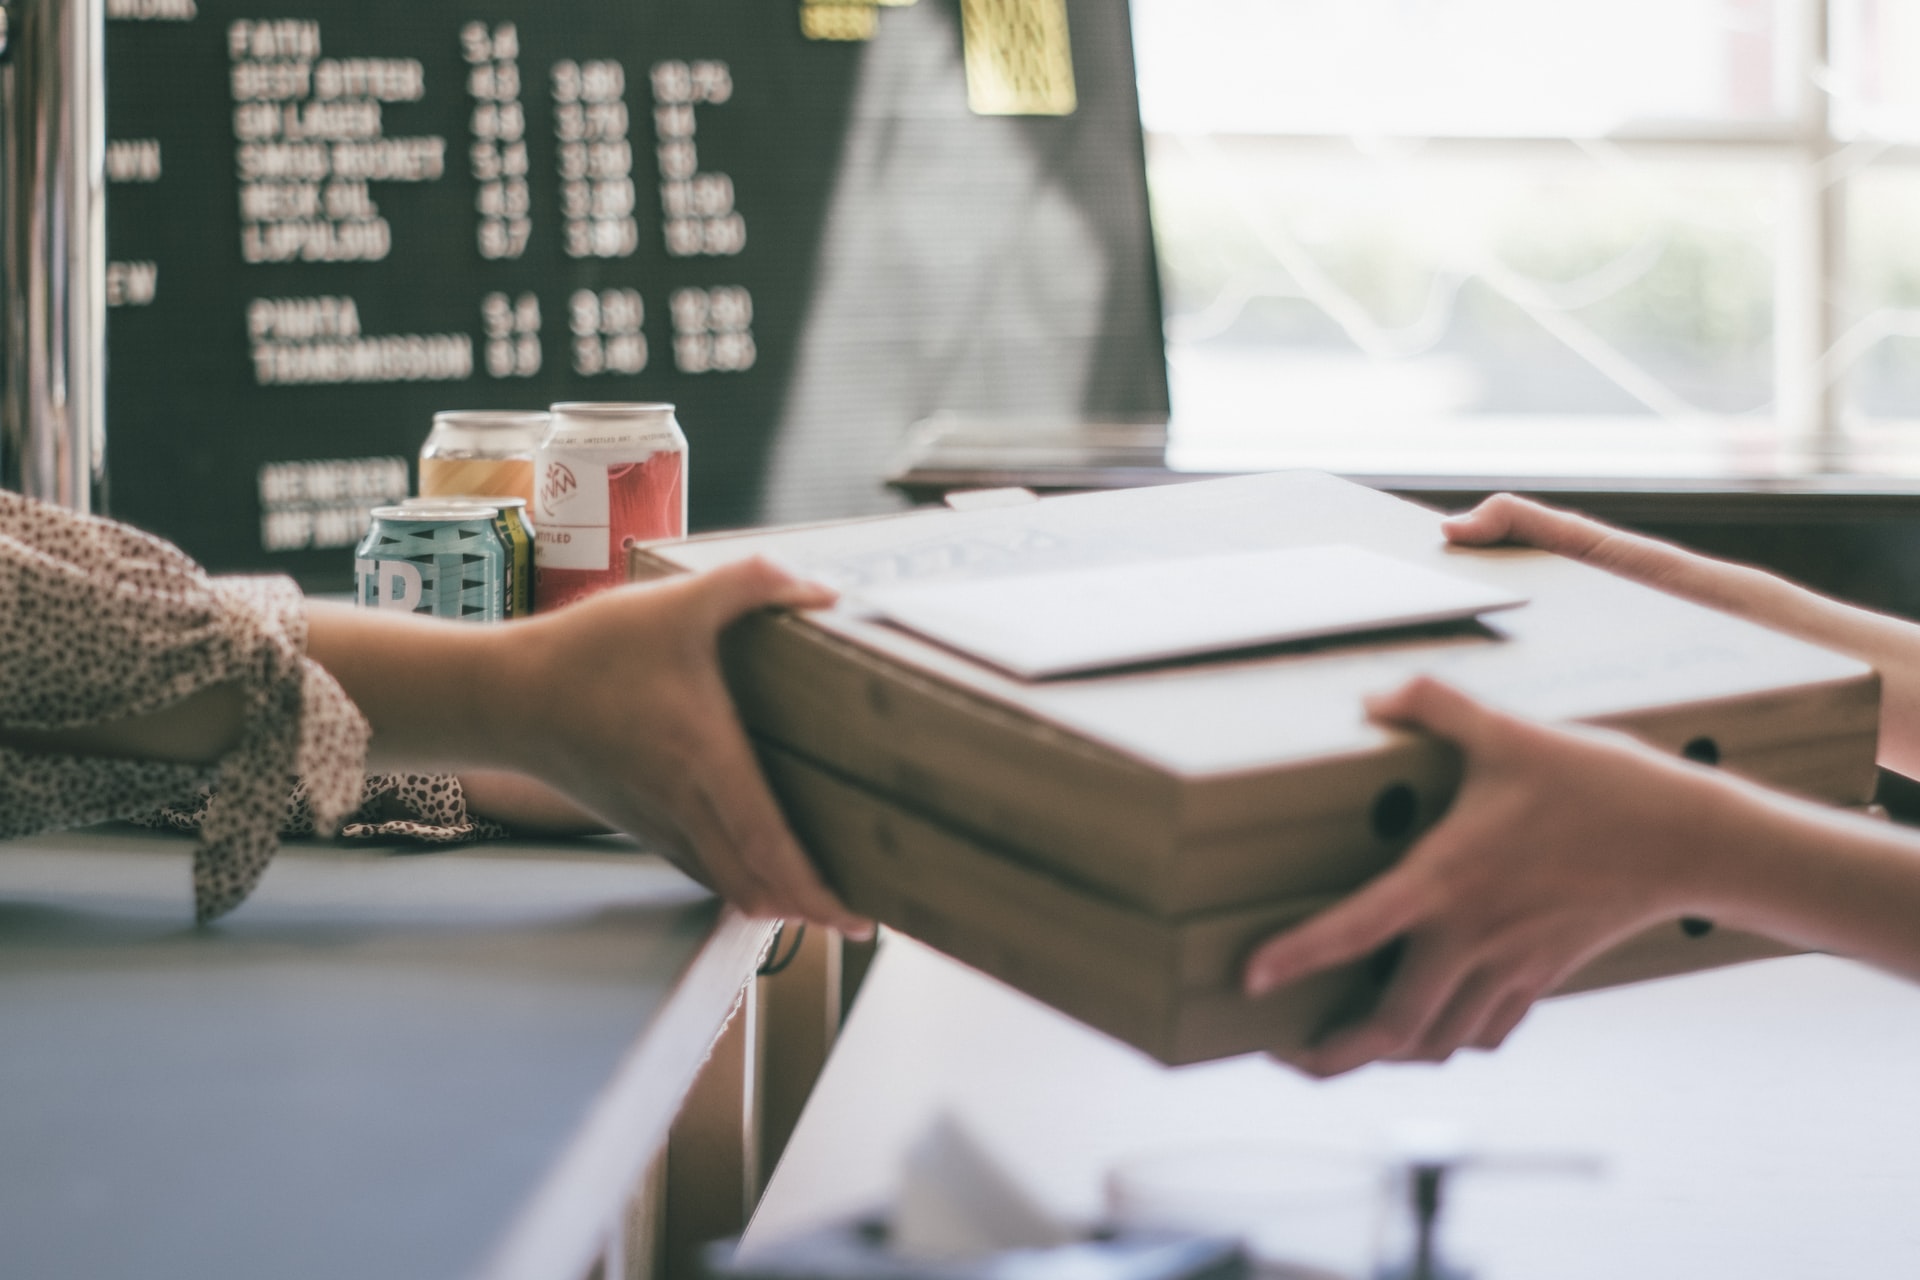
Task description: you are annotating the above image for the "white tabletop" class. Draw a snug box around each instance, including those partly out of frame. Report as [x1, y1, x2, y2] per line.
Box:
[0, 827, 769, 1280]
[749, 936, 1920, 1278]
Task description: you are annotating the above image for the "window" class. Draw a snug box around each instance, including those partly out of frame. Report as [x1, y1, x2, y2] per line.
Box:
[1134, 0, 1920, 481]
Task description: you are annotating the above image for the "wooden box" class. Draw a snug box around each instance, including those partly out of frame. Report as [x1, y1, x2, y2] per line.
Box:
[633, 472, 1878, 1062]
[756, 742, 1798, 1064]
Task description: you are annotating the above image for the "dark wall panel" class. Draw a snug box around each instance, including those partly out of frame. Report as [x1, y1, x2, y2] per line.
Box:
[104, 0, 1167, 587]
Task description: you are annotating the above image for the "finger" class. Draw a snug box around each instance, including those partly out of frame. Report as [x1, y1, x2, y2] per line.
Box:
[1297, 935, 1477, 1077]
[1440, 494, 1610, 558]
[1399, 964, 1512, 1063]
[693, 778, 872, 936]
[1442, 495, 1774, 614]
[689, 557, 836, 633]
[665, 774, 872, 939]
[1244, 872, 1428, 997]
[639, 783, 784, 912]
[1469, 987, 1539, 1051]
[673, 690, 874, 936]
[1363, 676, 1517, 759]
[1442, 494, 1663, 573]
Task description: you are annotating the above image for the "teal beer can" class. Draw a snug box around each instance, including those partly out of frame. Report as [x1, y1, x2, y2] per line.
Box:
[354, 505, 509, 621]
[399, 494, 534, 618]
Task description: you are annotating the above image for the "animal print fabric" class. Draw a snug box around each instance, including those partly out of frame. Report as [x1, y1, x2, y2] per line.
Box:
[0, 491, 370, 921]
[139, 772, 509, 846]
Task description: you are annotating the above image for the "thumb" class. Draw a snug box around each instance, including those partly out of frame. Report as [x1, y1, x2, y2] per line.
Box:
[690, 557, 836, 630]
[1366, 676, 1515, 758]
[1441, 493, 1600, 555]
[1440, 493, 1527, 547]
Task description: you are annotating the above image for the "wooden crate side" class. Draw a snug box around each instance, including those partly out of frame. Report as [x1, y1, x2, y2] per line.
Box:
[763, 744, 1810, 1066]
[758, 744, 1186, 1001]
[720, 608, 1182, 897]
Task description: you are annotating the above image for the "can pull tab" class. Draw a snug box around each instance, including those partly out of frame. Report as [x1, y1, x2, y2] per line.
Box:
[1374, 1123, 1602, 1280]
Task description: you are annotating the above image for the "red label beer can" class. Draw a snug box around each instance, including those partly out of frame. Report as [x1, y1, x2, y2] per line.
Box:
[532, 402, 688, 612]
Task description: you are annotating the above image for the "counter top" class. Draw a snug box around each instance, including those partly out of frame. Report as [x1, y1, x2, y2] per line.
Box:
[750, 936, 1920, 1278]
[0, 826, 769, 1280]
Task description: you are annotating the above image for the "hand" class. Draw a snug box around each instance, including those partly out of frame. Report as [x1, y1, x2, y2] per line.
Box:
[1445, 494, 1920, 777]
[1442, 493, 1833, 640]
[457, 770, 611, 836]
[507, 559, 874, 937]
[1242, 676, 1738, 1078]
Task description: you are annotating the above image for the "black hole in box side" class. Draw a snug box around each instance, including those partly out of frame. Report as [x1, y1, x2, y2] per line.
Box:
[1371, 783, 1419, 841]
[1680, 917, 1714, 938]
[1682, 736, 1721, 766]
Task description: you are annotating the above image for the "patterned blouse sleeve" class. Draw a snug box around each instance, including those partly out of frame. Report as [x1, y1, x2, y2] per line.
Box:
[0, 492, 370, 921]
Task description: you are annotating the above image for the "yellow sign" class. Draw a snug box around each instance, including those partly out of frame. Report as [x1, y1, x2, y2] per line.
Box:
[800, 3, 880, 42]
[799, 0, 915, 43]
[799, 0, 1078, 118]
[960, 0, 1076, 116]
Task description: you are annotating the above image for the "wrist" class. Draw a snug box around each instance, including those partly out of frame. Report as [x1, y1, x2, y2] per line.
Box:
[1675, 769, 1864, 942]
[1665, 769, 1768, 917]
[458, 615, 553, 774]
[308, 601, 529, 771]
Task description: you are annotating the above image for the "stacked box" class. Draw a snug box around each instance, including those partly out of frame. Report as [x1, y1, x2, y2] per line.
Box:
[633, 472, 1879, 1064]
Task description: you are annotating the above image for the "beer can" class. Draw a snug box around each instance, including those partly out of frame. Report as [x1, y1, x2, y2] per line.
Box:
[354, 505, 510, 622]
[418, 410, 549, 507]
[533, 402, 688, 612]
[400, 494, 535, 618]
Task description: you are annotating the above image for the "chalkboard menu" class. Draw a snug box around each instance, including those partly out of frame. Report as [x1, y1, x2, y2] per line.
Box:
[102, 0, 1167, 586]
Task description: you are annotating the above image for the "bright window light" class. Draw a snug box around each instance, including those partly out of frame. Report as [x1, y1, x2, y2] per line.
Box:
[1136, 0, 1920, 480]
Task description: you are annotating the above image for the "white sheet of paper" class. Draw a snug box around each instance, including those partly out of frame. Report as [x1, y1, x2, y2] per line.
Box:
[856, 544, 1528, 679]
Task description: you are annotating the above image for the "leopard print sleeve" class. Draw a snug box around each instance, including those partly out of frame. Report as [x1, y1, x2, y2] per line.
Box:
[0, 492, 370, 921]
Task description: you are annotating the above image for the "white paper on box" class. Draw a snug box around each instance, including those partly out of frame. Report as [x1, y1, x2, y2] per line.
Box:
[856, 544, 1528, 679]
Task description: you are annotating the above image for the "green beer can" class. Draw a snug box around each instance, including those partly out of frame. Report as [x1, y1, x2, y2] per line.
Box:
[399, 494, 534, 618]
[355, 505, 509, 622]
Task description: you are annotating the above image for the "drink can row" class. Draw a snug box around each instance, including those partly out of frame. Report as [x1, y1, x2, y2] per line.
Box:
[353, 496, 533, 622]
[532, 402, 687, 612]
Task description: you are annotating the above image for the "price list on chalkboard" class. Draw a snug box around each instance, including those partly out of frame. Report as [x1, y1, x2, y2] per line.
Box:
[103, 0, 1166, 585]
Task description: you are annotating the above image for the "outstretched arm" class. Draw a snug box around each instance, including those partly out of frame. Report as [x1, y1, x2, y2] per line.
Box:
[303, 559, 870, 936]
[1243, 677, 1920, 1078]
[1445, 495, 1920, 776]
[0, 553, 866, 933]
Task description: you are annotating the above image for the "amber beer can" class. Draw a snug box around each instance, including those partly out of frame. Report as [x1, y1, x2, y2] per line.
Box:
[418, 410, 549, 507]
[533, 402, 688, 612]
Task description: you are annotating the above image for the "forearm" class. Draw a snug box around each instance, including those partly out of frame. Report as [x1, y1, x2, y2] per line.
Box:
[0, 603, 540, 783]
[304, 601, 526, 772]
[1695, 779, 1920, 984]
[1808, 609, 1920, 780]
[1723, 582, 1920, 779]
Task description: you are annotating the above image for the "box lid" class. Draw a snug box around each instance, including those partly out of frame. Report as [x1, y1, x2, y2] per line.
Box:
[637, 472, 1880, 911]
